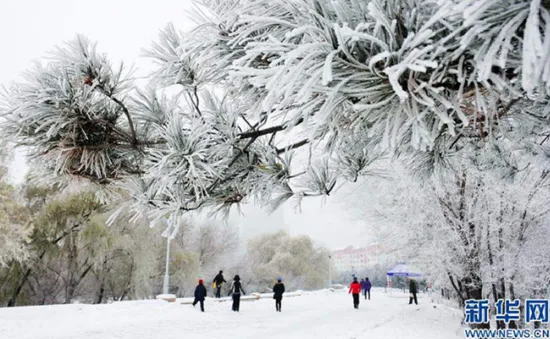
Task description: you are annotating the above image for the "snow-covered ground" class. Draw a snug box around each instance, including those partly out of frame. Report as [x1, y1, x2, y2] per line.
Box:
[0, 288, 464, 339]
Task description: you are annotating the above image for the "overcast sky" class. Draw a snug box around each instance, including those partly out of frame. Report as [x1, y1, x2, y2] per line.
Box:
[0, 0, 374, 250]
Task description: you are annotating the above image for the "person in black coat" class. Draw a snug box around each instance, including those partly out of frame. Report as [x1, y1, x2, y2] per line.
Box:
[273, 277, 285, 312]
[193, 279, 207, 312]
[408, 278, 418, 305]
[228, 274, 246, 312]
[213, 270, 227, 298]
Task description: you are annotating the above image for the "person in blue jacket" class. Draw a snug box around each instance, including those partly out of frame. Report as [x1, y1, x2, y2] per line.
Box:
[364, 277, 372, 300]
[192, 279, 207, 312]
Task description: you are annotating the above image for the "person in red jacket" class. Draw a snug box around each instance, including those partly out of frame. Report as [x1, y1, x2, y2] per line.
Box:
[349, 277, 362, 309]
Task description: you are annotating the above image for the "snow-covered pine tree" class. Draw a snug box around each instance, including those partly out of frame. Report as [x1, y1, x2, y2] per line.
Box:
[1, 0, 549, 220]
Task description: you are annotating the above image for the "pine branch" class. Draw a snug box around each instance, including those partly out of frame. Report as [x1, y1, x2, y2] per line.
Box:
[146, 138, 257, 212]
[288, 171, 306, 179]
[238, 125, 285, 139]
[241, 115, 254, 129]
[205, 137, 258, 193]
[188, 89, 203, 118]
[72, 144, 142, 151]
[276, 139, 309, 154]
[94, 84, 138, 145]
[193, 86, 201, 115]
[238, 118, 304, 139]
[90, 119, 133, 141]
[136, 139, 167, 146]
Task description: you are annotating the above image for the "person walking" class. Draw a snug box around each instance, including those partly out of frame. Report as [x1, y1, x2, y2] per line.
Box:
[212, 270, 227, 298]
[409, 278, 418, 305]
[349, 277, 362, 309]
[192, 279, 207, 312]
[364, 277, 372, 300]
[360, 278, 366, 297]
[273, 277, 285, 312]
[228, 274, 246, 312]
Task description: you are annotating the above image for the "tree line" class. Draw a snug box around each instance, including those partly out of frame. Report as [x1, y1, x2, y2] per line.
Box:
[0, 171, 329, 306]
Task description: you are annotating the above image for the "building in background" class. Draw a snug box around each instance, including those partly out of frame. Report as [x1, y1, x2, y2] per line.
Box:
[332, 244, 385, 273]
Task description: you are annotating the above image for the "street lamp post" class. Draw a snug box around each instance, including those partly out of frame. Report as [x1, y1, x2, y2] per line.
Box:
[160, 217, 178, 297]
[328, 255, 332, 288]
[162, 236, 172, 295]
[155, 218, 178, 302]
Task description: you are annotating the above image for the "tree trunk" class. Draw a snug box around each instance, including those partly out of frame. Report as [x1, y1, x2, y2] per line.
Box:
[494, 279, 506, 329]
[95, 282, 105, 304]
[464, 272, 490, 329]
[0, 264, 15, 292]
[7, 268, 32, 307]
[65, 285, 75, 304]
[468, 286, 490, 329]
[119, 260, 135, 301]
[64, 233, 77, 304]
[448, 274, 465, 304]
[508, 282, 519, 329]
[493, 282, 506, 329]
[65, 263, 93, 304]
[487, 225, 506, 329]
[9, 220, 81, 307]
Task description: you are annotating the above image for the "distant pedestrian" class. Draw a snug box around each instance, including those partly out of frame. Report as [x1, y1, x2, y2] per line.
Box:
[409, 278, 418, 305]
[213, 270, 227, 298]
[273, 277, 285, 312]
[192, 279, 207, 312]
[349, 277, 362, 309]
[228, 275, 246, 312]
[360, 278, 365, 294]
[364, 277, 372, 300]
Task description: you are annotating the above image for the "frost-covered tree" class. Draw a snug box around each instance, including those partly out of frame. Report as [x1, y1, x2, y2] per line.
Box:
[357, 157, 550, 328]
[246, 231, 330, 291]
[0, 144, 31, 268]
[168, 220, 240, 297]
[0, 186, 30, 268]
[2, 190, 103, 306]
[0, 187, 241, 306]
[1, 0, 549, 219]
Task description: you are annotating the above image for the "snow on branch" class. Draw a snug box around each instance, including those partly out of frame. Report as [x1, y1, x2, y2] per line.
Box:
[2, 0, 550, 219]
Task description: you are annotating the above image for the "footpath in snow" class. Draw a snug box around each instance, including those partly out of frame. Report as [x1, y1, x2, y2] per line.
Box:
[0, 288, 464, 339]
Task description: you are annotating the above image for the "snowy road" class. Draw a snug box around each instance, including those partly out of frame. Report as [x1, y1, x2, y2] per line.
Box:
[0, 288, 464, 339]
